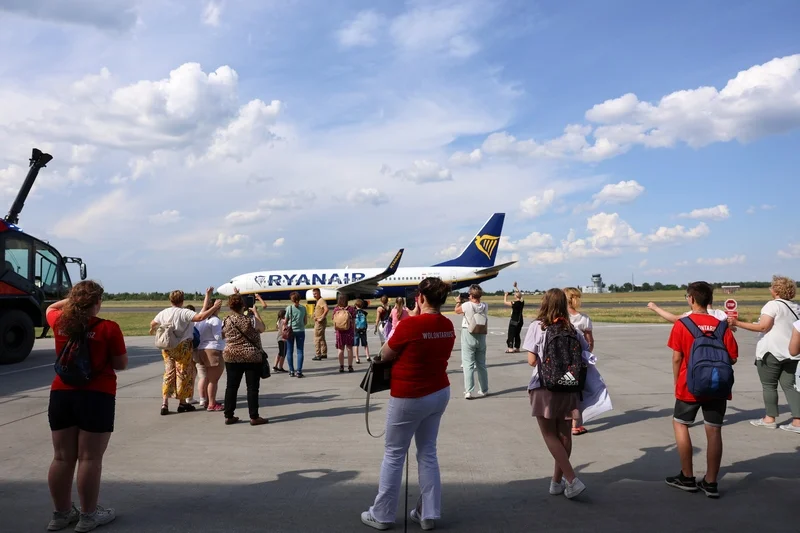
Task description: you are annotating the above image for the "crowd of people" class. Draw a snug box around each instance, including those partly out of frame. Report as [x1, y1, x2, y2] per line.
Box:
[40, 274, 800, 531]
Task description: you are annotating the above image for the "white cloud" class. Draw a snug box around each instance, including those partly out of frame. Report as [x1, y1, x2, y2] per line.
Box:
[778, 244, 800, 259]
[0, 0, 139, 31]
[678, 205, 730, 221]
[639, 259, 648, 268]
[520, 189, 555, 218]
[449, 148, 482, 166]
[70, 144, 97, 164]
[500, 232, 554, 251]
[460, 54, 800, 164]
[389, 3, 482, 58]
[347, 188, 389, 206]
[647, 222, 710, 244]
[202, 1, 223, 27]
[496, 253, 520, 269]
[337, 10, 385, 47]
[51, 189, 136, 242]
[644, 268, 675, 276]
[225, 208, 269, 226]
[593, 180, 644, 205]
[149, 210, 181, 225]
[215, 232, 249, 247]
[273, 237, 285, 248]
[259, 197, 298, 210]
[202, 99, 282, 161]
[761, 204, 776, 210]
[0, 164, 25, 197]
[382, 160, 452, 183]
[437, 244, 460, 258]
[528, 213, 711, 265]
[746, 206, 756, 215]
[697, 255, 746, 266]
[675, 260, 690, 267]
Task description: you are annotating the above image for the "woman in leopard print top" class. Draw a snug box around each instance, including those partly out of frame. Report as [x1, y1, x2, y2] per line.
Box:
[221, 294, 268, 426]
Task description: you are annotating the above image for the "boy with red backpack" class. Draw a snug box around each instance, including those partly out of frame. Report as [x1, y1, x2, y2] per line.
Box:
[665, 281, 738, 498]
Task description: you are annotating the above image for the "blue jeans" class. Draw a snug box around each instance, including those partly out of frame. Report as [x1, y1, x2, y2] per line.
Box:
[286, 330, 306, 373]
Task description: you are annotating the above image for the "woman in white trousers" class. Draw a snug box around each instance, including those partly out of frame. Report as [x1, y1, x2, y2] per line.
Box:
[361, 278, 456, 531]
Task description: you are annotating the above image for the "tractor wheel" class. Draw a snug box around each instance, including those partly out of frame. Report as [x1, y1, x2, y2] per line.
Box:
[0, 310, 35, 364]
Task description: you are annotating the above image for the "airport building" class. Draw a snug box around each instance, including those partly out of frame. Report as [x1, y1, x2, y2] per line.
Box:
[581, 273, 608, 294]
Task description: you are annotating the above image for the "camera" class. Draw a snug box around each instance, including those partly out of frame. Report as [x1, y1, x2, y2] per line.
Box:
[458, 292, 469, 303]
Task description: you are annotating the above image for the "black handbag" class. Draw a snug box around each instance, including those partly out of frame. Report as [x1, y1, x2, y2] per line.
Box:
[230, 319, 270, 379]
[360, 355, 393, 438]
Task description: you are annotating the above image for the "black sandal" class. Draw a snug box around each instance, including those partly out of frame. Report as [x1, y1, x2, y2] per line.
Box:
[160, 404, 169, 416]
[339, 366, 344, 373]
[177, 403, 196, 413]
[348, 366, 354, 373]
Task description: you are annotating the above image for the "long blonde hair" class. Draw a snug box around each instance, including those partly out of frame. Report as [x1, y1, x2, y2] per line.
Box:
[563, 287, 582, 311]
[394, 297, 405, 320]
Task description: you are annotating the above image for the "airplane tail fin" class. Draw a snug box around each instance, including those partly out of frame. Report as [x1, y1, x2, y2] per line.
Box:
[434, 213, 505, 268]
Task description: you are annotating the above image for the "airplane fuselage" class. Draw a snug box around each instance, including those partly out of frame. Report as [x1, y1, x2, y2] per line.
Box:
[220, 266, 500, 300]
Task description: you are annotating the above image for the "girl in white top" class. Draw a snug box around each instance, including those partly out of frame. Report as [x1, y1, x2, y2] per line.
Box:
[564, 287, 594, 436]
[195, 300, 226, 411]
[728, 276, 800, 433]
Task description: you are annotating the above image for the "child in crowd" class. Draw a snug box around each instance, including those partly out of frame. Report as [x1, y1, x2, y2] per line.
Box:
[564, 287, 594, 436]
[522, 288, 588, 499]
[665, 281, 738, 498]
[354, 299, 370, 363]
[274, 309, 288, 373]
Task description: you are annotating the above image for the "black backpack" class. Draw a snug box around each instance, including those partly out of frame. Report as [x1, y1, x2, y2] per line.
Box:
[54, 321, 103, 386]
[539, 322, 587, 393]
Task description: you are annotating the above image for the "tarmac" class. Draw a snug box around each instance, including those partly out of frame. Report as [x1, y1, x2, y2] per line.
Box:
[1, 318, 798, 533]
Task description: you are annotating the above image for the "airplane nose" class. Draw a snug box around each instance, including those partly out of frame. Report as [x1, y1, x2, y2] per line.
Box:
[218, 283, 234, 296]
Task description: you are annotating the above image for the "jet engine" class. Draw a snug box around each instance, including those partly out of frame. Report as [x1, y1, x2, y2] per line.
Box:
[305, 288, 339, 302]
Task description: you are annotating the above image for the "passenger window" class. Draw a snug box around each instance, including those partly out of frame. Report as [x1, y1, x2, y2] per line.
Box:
[3, 236, 31, 280]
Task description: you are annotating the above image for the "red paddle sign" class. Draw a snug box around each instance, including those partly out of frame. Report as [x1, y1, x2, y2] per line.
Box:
[724, 298, 738, 320]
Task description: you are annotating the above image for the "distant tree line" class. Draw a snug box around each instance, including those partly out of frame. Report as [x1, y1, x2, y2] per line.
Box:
[104, 292, 210, 301]
[606, 281, 773, 293]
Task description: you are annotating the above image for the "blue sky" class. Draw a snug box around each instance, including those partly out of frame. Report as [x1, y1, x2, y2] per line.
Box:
[0, 0, 798, 293]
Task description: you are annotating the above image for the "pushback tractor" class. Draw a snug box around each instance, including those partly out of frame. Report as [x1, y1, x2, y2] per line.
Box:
[0, 149, 87, 364]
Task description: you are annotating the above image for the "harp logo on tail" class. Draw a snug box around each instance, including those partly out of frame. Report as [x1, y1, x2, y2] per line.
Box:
[474, 235, 499, 260]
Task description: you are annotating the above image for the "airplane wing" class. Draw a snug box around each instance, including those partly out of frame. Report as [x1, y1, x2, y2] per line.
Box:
[473, 260, 517, 277]
[337, 249, 404, 296]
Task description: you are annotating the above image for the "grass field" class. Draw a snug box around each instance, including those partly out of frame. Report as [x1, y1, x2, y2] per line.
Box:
[91, 289, 768, 337]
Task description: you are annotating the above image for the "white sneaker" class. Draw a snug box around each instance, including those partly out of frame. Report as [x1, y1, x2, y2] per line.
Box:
[188, 398, 200, 405]
[477, 390, 488, 398]
[565, 478, 586, 499]
[464, 392, 474, 400]
[750, 418, 778, 429]
[75, 506, 116, 532]
[47, 504, 79, 531]
[410, 509, 435, 530]
[549, 479, 565, 495]
[360, 511, 390, 530]
[779, 424, 800, 434]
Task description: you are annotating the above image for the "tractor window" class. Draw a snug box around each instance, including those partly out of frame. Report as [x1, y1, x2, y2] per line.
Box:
[3, 236, 31, 280]
[35, 243, 63, 300]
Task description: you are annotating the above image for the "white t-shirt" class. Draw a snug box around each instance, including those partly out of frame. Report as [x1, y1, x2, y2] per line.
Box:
[569, 312, 593, 333]
[682, 308, 728, 322]
[197, 316, 224, 351]
[154, 307, 197, 343]
[461, 301, 488, 329]
[756, 299, 800, 361]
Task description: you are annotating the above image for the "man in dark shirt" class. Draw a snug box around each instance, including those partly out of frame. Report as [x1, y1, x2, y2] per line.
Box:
[503, 283, 525, 352]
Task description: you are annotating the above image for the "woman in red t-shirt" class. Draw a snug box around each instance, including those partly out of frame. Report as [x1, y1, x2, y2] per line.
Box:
[45, 281, 128, 532]
[361, 278, 455, 531]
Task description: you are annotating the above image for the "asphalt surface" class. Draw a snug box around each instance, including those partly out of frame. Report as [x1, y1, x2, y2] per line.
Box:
[1, 319, 798, 532]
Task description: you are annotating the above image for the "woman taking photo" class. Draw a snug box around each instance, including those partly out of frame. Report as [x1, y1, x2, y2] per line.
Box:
[221, 294, 269, 426]
[503, 282, 525, 353]
[284, 291, 308, 378]
[361, 277, 455, 531]
[455, 284, 489, 399]
[522, 288, 588, 499]
[728, 275, 800, 433]
[46, 281, 127, 532]
[195, 299, 225, 411]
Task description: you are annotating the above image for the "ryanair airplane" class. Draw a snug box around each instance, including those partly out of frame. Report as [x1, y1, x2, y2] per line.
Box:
[216, 213, 514, 302]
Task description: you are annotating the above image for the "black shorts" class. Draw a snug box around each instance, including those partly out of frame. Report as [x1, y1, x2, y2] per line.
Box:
[673, 398, 726, 428]
[355, 329, 368, 347]
[48, 390, 116, 433]
[278, 340, 286, 358]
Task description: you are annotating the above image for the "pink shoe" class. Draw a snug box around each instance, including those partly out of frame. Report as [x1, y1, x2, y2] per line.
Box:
[207, 404, 224, 411]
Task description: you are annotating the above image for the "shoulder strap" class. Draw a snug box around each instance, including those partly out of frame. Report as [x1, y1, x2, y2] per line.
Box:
[712, 318, 728, 341]
[365, 362, 386, 439]
[777, 299, 800, 320]
[679, 317, 704, 339]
